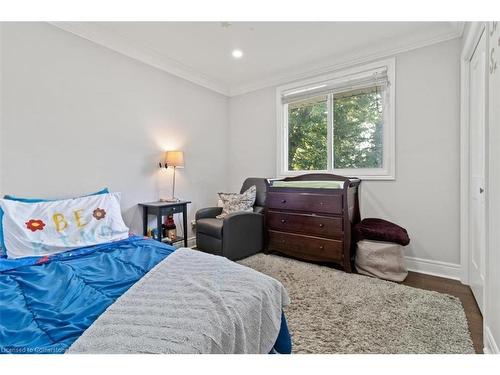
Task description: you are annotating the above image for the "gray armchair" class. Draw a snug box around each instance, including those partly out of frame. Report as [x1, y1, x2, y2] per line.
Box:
[195, 178, 267, 261]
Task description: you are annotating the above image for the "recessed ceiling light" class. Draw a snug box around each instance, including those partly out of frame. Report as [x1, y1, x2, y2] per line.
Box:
[232, 49, 243, 59]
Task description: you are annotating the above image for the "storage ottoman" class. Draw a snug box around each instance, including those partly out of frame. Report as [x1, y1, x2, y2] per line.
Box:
[355, 240, 408, 282]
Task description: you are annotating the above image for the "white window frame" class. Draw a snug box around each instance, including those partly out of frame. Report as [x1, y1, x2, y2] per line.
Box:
[276, 58, 396, 180]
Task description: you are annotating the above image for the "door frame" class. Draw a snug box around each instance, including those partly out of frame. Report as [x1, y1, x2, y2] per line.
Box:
[460, 22, 488, 285]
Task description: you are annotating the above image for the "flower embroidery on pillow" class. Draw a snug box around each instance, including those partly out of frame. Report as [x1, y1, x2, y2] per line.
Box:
[92, 208, 106, 220]
[25, 219, 46, 232]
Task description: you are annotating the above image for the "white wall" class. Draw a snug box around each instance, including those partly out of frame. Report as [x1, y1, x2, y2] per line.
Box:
[486, 22, 500, 354]
[0, 22, 229, 237]
[228, 38, 462, 270]
[228, 87, 277, 188]
[0, 23, 464, 273]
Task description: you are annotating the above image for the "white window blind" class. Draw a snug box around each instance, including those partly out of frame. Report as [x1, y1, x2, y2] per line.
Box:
[281, 67, 389, 104]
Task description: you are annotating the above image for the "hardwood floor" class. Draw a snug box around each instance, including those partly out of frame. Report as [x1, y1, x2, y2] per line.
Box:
[402, 271, 483, 354]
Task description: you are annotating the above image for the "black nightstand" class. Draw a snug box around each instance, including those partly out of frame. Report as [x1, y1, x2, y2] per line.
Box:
[139, 201, 191, 247]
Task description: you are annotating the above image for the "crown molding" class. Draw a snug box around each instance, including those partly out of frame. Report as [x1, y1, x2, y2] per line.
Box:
[49, 22, 231, 96]
[49, 22, 465, 98]
[230, 23, 465, 96]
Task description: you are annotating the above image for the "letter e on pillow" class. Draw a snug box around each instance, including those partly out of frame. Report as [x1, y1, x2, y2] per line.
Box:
[73, 209, 88, 228]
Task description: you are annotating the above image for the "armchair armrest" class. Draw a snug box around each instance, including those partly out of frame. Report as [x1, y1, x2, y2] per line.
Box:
[222, 211, 264, 260]
[196, 207, 223, 220]
[222, 210, 263, 224]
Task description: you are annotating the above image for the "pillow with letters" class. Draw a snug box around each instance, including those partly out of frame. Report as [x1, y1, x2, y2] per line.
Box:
[0, 188, 109, 258]
[0, 192, 129, 259]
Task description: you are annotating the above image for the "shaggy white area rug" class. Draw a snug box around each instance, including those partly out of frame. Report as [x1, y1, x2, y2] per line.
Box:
[239, 254, 475, 354]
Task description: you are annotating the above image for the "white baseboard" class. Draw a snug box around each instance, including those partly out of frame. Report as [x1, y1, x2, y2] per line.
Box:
[405, 256, 462, 280]
[173, 237, 197, 249]
[484, 325, 500, 354]
[187, 236, 196, 248]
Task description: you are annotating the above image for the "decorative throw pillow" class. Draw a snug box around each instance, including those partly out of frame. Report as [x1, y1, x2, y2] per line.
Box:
[353, 218, 410, 246]
[216, 185, 256, 219]
[0, 188, 110, 258]
[0, 192, 129, 259]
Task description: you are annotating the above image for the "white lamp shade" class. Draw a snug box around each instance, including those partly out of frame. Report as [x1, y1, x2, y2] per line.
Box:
[165, 151, 184, 168]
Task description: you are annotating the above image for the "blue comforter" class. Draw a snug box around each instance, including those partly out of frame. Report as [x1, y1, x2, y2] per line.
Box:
[0, 236, 291, 354]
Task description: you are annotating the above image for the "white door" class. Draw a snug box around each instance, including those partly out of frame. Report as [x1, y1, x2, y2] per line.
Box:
[469, 29, 487, 314]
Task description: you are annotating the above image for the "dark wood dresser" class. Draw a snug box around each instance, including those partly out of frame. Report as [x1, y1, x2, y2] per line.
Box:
[265, 173, 361, 272]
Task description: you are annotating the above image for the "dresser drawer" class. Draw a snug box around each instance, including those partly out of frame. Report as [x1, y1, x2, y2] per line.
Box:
[267, 230, 343, 262]
[267, 211, 343, 238]
[267, 192, 342, 214]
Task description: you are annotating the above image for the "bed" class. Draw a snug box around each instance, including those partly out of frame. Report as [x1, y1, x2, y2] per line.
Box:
[0, 192, 291, 354]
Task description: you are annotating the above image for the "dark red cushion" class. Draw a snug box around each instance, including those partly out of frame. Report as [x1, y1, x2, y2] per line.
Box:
[354, 218, 410, 246]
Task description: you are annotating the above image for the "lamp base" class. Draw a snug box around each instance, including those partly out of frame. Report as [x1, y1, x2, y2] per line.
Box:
[160, 197, 180, 202]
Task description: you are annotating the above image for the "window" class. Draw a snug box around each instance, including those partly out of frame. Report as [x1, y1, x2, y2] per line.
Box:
[277, 59, 395, 180]
[288, 95, 328, 171]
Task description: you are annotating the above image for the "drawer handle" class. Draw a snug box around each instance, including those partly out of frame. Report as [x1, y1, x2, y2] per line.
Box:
[281, 219, 286, 224]
[319, 245, 325, 250]
[281, 199, 287, 204]
[319, 223, 324, 228]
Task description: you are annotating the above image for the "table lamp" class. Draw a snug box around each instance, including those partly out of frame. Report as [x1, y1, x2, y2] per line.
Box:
[160, 150, 184, 202]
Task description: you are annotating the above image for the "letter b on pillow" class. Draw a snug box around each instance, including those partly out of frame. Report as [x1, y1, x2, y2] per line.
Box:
[53, 213, 69, 232]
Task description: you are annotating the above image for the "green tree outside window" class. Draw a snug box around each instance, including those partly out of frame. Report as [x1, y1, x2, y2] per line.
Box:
[287, 87, 383, 171]
[288, 96, 328, 171]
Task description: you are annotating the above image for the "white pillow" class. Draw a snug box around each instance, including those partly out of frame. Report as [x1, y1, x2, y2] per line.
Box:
[0, 192, 129, 259]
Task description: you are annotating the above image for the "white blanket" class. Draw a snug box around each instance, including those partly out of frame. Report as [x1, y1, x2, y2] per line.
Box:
[68, 248, 289, 354]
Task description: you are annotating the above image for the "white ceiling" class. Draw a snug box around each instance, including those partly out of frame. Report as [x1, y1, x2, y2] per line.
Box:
[52, 22, 464, 96]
